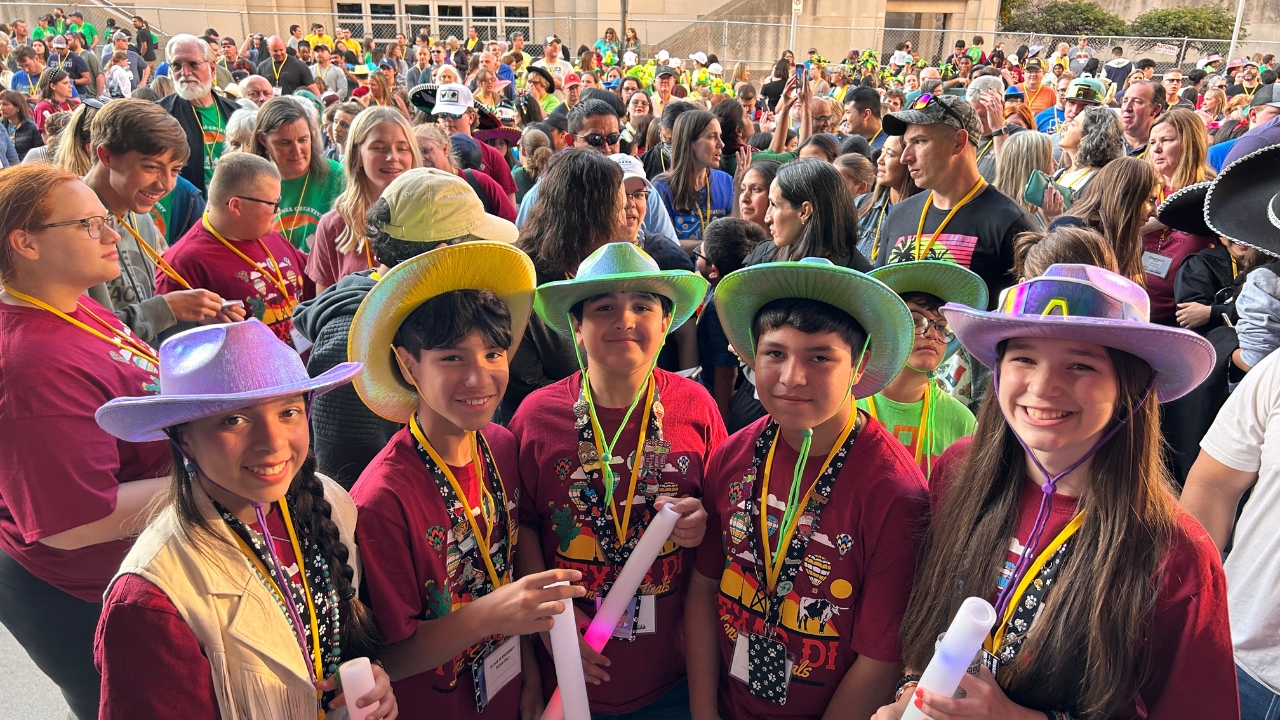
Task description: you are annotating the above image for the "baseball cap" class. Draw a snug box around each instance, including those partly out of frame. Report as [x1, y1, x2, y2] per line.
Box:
[655, 65, 677, 78]
[1250, 83, 1280, 108]
[609, 153, 650, 187]
[50, 35, 66, 48]
[379, 167, 517, 244]
[623, 50, 638, 66]
[433, 83, 474, 115]
[563, 72, 582, 88]
[690, 51, 707, 65]
[1244, 58, 1260, 68]
[656, 49, 670, 62]
[544, 35, 557, 45]
[450, 134, 483, 170]
[112, 30, 130, 42]
[1024, 58, 1045, 71]
[708, 62, 723, 76]
[883, 93, 984, 146]
[1064, 77, 1105, 104]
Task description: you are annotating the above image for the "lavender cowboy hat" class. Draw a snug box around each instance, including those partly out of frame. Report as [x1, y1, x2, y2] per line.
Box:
[941, 264, 1215, 402]
[96, 320, 361, 443]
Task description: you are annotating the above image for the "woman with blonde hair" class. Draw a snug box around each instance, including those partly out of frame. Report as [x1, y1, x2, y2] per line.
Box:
[472, 67, 503, 109]
[149, 74, 175, 98]
[1196, 87, 1227, 126]
[513, 127, 552, 204]
[363, 69, 409, 118]
[53, 100, 99, 177]
[1140, 108, 1216, 323]
[1050, 157, 1161, 284]
[306, 106, 421, 292]
[994, 130, 1054, 226]
[729, 61, 750, 87]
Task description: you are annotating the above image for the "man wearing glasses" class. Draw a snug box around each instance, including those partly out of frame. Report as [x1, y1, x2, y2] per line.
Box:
[878, 92, 1036, 308]
[516, 98, 680, 249]
[432, 83, 518, 205]
[158, 152, 314, 349]
[159, 34, 243, 198]
[83, 98, 245, 345]
[1163, 69, 1195, 111]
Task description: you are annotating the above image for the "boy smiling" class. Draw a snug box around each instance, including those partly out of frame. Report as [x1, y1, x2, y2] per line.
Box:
[686, 258, 928, 720]
[510, 242, 725, 715]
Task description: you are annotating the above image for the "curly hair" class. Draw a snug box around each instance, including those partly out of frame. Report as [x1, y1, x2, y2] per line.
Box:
[1075, 105, 1124, 169]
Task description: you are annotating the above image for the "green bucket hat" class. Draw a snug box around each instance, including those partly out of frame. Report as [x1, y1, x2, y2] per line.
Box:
[534, 242, 709, 337]
[714, 257, 913, 398]
[868, 260, 989, 310]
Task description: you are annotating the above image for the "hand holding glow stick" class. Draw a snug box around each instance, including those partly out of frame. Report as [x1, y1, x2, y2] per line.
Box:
[901, 597, 998, 720]
[546, 581, 592, 720]
[338, 657, 377, 720]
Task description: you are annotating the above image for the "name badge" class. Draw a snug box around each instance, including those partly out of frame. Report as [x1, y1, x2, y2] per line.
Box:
[472, 636, 521, 712]
[1142, 250, 1174, 279]
[290, 327, 313, 355]
[595, 592, 655, 640]
[730, 632, 794, 705]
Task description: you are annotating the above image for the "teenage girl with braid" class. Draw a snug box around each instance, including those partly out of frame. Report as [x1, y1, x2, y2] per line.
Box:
[94, 319, 398, 719]
[873, 265, 1237, 720]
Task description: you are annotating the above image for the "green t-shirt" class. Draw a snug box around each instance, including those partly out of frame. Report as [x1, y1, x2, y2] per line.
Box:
[279, 157, 345, 252]
[857, 382, 975, 478]
[194, 102, 227, 186]
[69, 22, 98, 47]
[150, 190, 175, 244]
[539, 93, 561, 115]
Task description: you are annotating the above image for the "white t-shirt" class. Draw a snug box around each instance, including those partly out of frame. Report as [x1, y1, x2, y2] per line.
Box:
[1200, 347, 1280, 691]
[531, 57, 573, 83]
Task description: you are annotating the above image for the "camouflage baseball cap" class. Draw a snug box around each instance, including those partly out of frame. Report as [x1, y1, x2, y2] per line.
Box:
[883, 93, 983, 146]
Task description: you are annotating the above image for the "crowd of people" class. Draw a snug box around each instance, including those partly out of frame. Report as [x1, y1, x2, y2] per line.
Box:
[1, 11, 1280, 720]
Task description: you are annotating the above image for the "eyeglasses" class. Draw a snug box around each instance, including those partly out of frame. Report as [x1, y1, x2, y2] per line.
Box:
[234, 195, 282, 212]
[812, 114, 832, 124]
[38, 215, 109, 237]
[911, 311, 954, 342]
[170, 59, 206, 75]
[691, 244, 706, 261]
[908, 93, 968, 127]
[626, 189, 650, 203]
[581, 132, 621, 147]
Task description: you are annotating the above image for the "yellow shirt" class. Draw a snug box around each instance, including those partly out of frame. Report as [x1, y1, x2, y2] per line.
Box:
[305, 33, 334, 51]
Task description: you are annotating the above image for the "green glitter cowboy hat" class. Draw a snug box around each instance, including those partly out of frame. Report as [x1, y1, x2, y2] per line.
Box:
[869, 260, 989, 310]
[534, 242, 709, 337]
[714, 257, 913, 398]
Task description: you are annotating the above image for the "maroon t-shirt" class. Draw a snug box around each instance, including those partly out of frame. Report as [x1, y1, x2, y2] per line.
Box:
[96, 509, 301, 719]
[695, 413, 928, 720]
[0, 297, 169, 601]
[476, 140, 517, 197]
[509, 369, 727, 714]
[1141, 222, 1213, 323]
[158, 222, 314, 345]
[930, 437, 1239, 717]
[306, 211, 373, 289]
[352, 423, 521, 720]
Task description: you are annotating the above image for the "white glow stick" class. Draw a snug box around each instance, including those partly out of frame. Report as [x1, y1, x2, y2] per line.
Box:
[541, 504, 682, 720]
[546, 580, 592, 720]
[338, 657, 378, 720]
[901, 597, 998, 720]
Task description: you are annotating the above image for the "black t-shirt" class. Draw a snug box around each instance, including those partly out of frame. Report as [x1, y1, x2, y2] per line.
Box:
[55, 51, 89, 86]
[876, 184, 1035, 307]
[642, 142, 671, 181]
[256, 56, 314, 95]
[1226, 82, 1260, 98]
[760, 78, 786, 112]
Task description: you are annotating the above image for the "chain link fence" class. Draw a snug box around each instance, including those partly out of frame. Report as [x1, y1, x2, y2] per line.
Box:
[3, 2, 1273, 76]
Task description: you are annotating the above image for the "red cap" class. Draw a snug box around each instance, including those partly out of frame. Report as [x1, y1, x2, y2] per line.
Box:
[563, 72, 582, 87]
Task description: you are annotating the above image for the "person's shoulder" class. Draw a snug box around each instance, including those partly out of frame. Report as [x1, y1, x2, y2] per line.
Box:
[655, 367, 717, 407]
[709, 416, 771, 468]
[850, 415, 929, 490]
[890, 188, 929, 214]
[976, 183, 1031, 216]
[481, 422, 518, 458]
[350, 427, 419, 504]
[510, 374, 579, 423]
[1157, 508, 1228, 605]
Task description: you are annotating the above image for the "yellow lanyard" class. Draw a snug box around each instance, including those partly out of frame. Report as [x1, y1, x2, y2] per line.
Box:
[409, 414, 508, 589]
[230, 501, 324, 686]
[913, 178, 986, 260]
[870, 200, 890, 262]
[865, 385, 933, 467]
[694, 170, 713, 238]
[583, 374, 655, 544]
[869, 128, 884, 146]
[976, 139, 994, 162]
[1023, 82, 1047, 108]
[116, 213, 191, 289]
[758, 409, 857, 592]
[280, 172, 311, 248]
[201, 214, 295, 305]
[984, 512, 1084, 654]
[1230, 252, 1239, 278]
[3, 286, 160, 365]
[192, 99, 223, 173]
[272, 58, 285, 84]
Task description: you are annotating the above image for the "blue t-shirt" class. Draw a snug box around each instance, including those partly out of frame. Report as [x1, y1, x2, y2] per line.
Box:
[1208, 139, 1237, 173]
[652, 169, 734, 242]
[1035, 105, 1064, 133]
[697, 295, 737, 393]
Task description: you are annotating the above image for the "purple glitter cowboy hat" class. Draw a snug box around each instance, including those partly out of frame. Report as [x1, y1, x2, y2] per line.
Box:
[96, 319, 361, 443]
[941, 264, 1215, 401]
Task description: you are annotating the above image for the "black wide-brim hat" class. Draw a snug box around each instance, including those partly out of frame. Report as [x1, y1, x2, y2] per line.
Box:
[525, 64, 556, 91]
[1157, 181, 1213, 238]
[409, 83, 439, 113]
[1205, 144, 1280, 258]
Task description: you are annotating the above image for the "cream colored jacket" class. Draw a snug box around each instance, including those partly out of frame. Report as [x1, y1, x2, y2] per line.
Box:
[108, 474, 360, 720]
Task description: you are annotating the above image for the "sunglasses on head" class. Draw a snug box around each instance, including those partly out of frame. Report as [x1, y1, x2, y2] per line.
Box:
[997, 277, 1141, 321]
[908, 93, 967, 125]
[1066, 85, 1099, 102]
[580, 132, 621, 147]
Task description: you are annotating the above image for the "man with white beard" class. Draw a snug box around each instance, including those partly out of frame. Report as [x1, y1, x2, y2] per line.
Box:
[158, 33, 243, 198]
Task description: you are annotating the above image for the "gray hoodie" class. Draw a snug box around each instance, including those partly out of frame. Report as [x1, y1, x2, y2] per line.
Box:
[292, 269, 400, 489]
[1235, 264, 1280, 368]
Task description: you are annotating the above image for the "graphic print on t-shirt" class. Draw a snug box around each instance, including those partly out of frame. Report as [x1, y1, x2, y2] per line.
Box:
[885, 231, 978, 269]
[550, 450, 687, 601]
[236, 256, 303, 343]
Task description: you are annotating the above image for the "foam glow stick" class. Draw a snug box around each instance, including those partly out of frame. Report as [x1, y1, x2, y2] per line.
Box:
[338, 657, 377, 720]
[541, 504, 682, 720]
[901, 597, 998, 720]
[547, 580, 592, 720]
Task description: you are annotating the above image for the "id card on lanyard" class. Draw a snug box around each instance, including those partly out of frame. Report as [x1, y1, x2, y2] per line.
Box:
[472, 636, 522, 712]
[595, 588, 657, 641]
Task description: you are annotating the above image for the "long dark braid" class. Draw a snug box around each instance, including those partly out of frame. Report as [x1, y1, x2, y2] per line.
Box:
[289, 456, 383, 661]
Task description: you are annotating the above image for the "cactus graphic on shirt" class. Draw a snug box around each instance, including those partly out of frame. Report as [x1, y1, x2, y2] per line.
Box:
[424, 579, 451, 619]
[550, 503, 581, 552]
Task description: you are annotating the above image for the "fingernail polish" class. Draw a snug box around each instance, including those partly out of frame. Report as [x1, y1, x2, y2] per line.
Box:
[915, 689, 923, 698]
[914, 697, 923, 708]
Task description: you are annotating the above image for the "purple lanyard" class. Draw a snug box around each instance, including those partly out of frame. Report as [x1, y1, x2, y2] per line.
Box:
[989, 371, 1156, 621]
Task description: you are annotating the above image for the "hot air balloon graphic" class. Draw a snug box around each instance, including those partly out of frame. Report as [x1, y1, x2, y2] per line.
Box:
[728, 511, 750, 546]
[803, 554, 832, 587]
